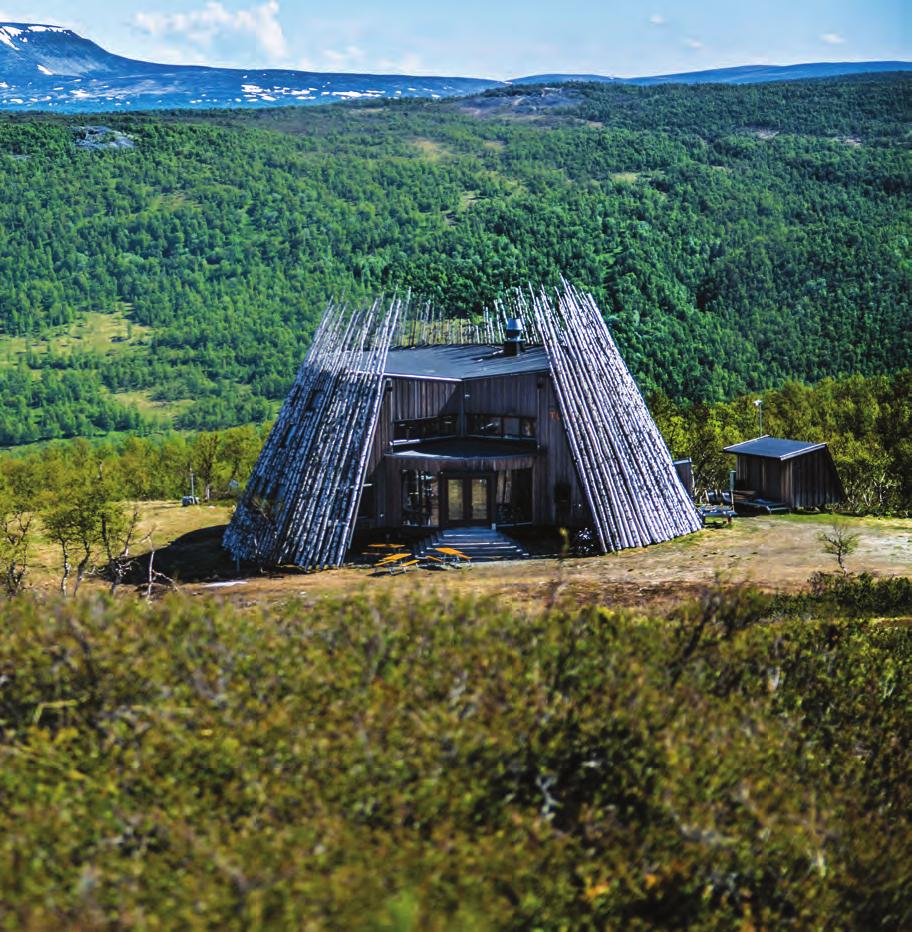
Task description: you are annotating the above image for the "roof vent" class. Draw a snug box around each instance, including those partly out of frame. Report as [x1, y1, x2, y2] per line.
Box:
[503, 317, 524, 357]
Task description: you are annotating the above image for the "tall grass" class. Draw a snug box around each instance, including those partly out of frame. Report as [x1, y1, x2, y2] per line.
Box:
[0, 588, 909, 928]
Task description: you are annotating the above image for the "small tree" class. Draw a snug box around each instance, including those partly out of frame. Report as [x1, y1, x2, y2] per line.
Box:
[0, 458, 37, 596]
[818, 519, 860, 575]
[0, 491, 32, 597]
[40, 451, 153, 597]
[191, 432, 222, 501]
[100, 502, 146, 595]
[220, 425, 263, 492]
[43, 488, 105, 597]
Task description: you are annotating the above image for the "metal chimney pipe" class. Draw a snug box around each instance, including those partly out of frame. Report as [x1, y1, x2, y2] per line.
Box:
[504, 317, 524, 356]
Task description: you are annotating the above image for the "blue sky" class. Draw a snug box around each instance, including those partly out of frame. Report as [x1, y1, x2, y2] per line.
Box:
[1, 1, 909, 78]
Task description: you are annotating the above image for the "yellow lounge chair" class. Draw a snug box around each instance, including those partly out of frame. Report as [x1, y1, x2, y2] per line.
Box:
[434, 546, 471, 564]
[387, 558, 420, 574]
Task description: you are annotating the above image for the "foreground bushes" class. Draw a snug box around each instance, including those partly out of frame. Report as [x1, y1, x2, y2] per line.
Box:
[0, 591, 909, 928]
[803, 571, 912, 616]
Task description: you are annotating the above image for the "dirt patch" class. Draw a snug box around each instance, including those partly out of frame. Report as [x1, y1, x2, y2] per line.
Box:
[169, 514, 911, 611]
[32, 506, 910, 610]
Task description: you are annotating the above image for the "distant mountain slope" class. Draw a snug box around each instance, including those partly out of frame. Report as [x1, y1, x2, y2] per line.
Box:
[0, 22, 909, 112]
[516, 61, 912, 86]
[0, 23, 500, 111]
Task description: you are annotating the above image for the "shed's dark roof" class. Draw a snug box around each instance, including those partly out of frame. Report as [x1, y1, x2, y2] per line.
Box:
[723, 436, 828, 460]
[382, 344, 550, 380]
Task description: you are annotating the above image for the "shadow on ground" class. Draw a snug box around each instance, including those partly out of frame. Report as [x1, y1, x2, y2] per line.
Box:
[131, 524, 304, 585]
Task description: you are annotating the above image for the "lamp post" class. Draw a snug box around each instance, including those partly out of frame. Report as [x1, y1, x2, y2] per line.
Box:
[754, 398, 763, 437]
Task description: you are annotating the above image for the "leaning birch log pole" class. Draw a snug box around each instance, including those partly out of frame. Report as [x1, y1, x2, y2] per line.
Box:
[525, 282, 700, 551]
[224, 296, 399, 569]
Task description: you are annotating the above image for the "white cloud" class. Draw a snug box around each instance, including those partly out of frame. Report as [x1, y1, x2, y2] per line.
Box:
[133, 1, 287, 60]
[820, 32, 846, 45]
[322, 45, 366, 68]
[683, 37, 703, 49]
[649, 14, 666, 26]
[296, 39, 427, 76]
[297, 44, 372, 73]
[378, 52, 426, 75]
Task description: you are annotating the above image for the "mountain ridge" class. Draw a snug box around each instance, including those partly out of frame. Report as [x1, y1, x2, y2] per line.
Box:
[1, 21, 909, 112]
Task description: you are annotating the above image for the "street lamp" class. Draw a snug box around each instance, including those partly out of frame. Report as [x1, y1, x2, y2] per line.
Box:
[754, 398, 763, 437]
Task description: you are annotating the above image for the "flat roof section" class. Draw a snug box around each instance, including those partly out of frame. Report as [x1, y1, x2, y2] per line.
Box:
[382, 344, 550, 380]
[388, 438, 538, 461]
[723, 436, 828, 460]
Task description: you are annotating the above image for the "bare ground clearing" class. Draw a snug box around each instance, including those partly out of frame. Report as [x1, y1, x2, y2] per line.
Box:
[202, 516, 912, 612]
[25, 503, 911, 609]
[25, 504, 906, 611]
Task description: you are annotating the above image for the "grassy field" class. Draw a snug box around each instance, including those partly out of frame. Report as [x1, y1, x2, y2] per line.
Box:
[0, 308, 149, 367]
[0, 307, 200, 424]
[106, 389, 194, 418]
[27, 503, 912, 609]
[25, 500, 233, 590]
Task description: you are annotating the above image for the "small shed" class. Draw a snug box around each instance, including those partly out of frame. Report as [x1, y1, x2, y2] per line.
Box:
[723, 436, 844, 509]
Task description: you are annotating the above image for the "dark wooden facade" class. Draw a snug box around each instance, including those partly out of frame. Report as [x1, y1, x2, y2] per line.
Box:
[359, 369, 592, 532]
[725, 438, 844, 509]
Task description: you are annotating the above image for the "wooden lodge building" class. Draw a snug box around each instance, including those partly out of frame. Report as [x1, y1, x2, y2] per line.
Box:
[361, 343, 585, 533]
[724, 436, 844, 510]
[224, 286, 702, 570]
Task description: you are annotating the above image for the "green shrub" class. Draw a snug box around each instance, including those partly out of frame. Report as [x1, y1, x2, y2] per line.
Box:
[778, 571, 912, 617]
[0, 590, 909, 927]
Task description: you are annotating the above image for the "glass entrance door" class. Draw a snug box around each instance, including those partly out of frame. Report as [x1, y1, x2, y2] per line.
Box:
[446, 478, 464, 524]
[442, 475, 492, 526]
[469, 478, 488, 521]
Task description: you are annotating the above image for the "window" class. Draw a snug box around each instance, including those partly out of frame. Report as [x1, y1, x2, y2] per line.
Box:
[400, 470, 439, 527]
[466, 414, 536, 440]
[466, 414, 502, 437]
[393, 415, 457, 443]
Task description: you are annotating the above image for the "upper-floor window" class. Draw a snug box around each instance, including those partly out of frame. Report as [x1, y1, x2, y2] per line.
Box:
[466, 414, 536, 440]
[393, 414, 458, 443]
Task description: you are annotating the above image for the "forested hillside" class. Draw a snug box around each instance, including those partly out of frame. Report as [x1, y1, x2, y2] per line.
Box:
[0, 74, 908, 445]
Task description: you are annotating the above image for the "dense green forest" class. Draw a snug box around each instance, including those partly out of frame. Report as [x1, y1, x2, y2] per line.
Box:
[0, 371, 907, 555]
[0, 74, 908, 444]
[0, 585, 909, 926]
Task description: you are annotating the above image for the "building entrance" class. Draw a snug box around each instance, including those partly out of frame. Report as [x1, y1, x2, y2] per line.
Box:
[441, 474, 493, 526]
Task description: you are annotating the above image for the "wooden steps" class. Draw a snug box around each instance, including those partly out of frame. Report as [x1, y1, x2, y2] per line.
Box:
[415, 527, 530, 563]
